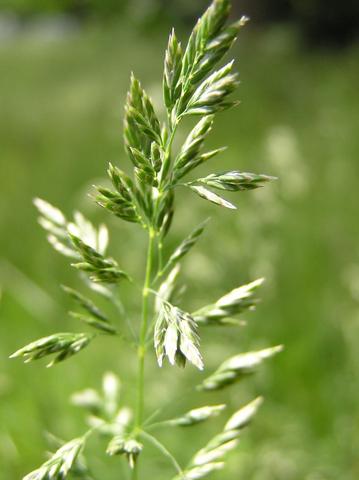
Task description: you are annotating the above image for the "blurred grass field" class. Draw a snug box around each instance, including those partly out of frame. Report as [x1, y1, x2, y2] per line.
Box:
[0, 18, 359, 480]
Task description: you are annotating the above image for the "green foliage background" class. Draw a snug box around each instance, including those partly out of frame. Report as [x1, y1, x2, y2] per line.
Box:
[0, 11, 359, 480]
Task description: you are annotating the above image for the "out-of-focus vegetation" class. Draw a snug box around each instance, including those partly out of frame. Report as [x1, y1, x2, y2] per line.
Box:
[2, 0, 359, 45]
[0, 4, 359, 480]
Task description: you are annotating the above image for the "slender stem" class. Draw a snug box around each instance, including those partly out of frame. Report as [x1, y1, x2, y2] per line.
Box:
[132, 228, 156, 480]
[145, 419, 174, 431]
[167, 121, 179, 152]
[110, 291, 137, 341]
[131, 102, 181, 480]
[140, 431, 183, 475]
[111, 288, 126, 316]
[135, 228, 156, 430]
[142, 383, 195, 429]
[157, 235, 164, 274]
[131, 464, 138, 480]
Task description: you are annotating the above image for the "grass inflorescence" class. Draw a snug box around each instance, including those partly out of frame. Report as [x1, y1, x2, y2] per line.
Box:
[10, 1, 281, 479]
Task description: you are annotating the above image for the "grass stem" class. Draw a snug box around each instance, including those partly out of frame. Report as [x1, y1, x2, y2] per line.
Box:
[135, 228, 156, 430]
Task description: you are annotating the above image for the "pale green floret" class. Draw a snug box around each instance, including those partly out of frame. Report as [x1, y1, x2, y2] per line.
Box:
[166, 404, 226, 427]
[173, 397, 263, 480]
[155, 301, 204, 370]
[10, 332, 94, 367]
[23, 437, 85, 480]
[199, 345, 284, 390]
[193, 278, 265, 326]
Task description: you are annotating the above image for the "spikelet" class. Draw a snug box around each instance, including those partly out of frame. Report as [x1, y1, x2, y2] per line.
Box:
[199, 345, 284, 391]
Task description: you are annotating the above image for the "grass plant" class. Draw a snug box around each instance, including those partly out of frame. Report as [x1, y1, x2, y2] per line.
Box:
[10, 1, 281, 478]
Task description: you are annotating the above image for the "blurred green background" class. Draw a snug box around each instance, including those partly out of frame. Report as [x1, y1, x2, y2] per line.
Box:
[0, 0, 359, 479]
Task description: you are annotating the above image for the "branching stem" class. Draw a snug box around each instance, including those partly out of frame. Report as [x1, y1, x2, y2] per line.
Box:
[140, 430, 183, 475]
[135, 227, 156, 433]
[132, 228, 156, 480]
